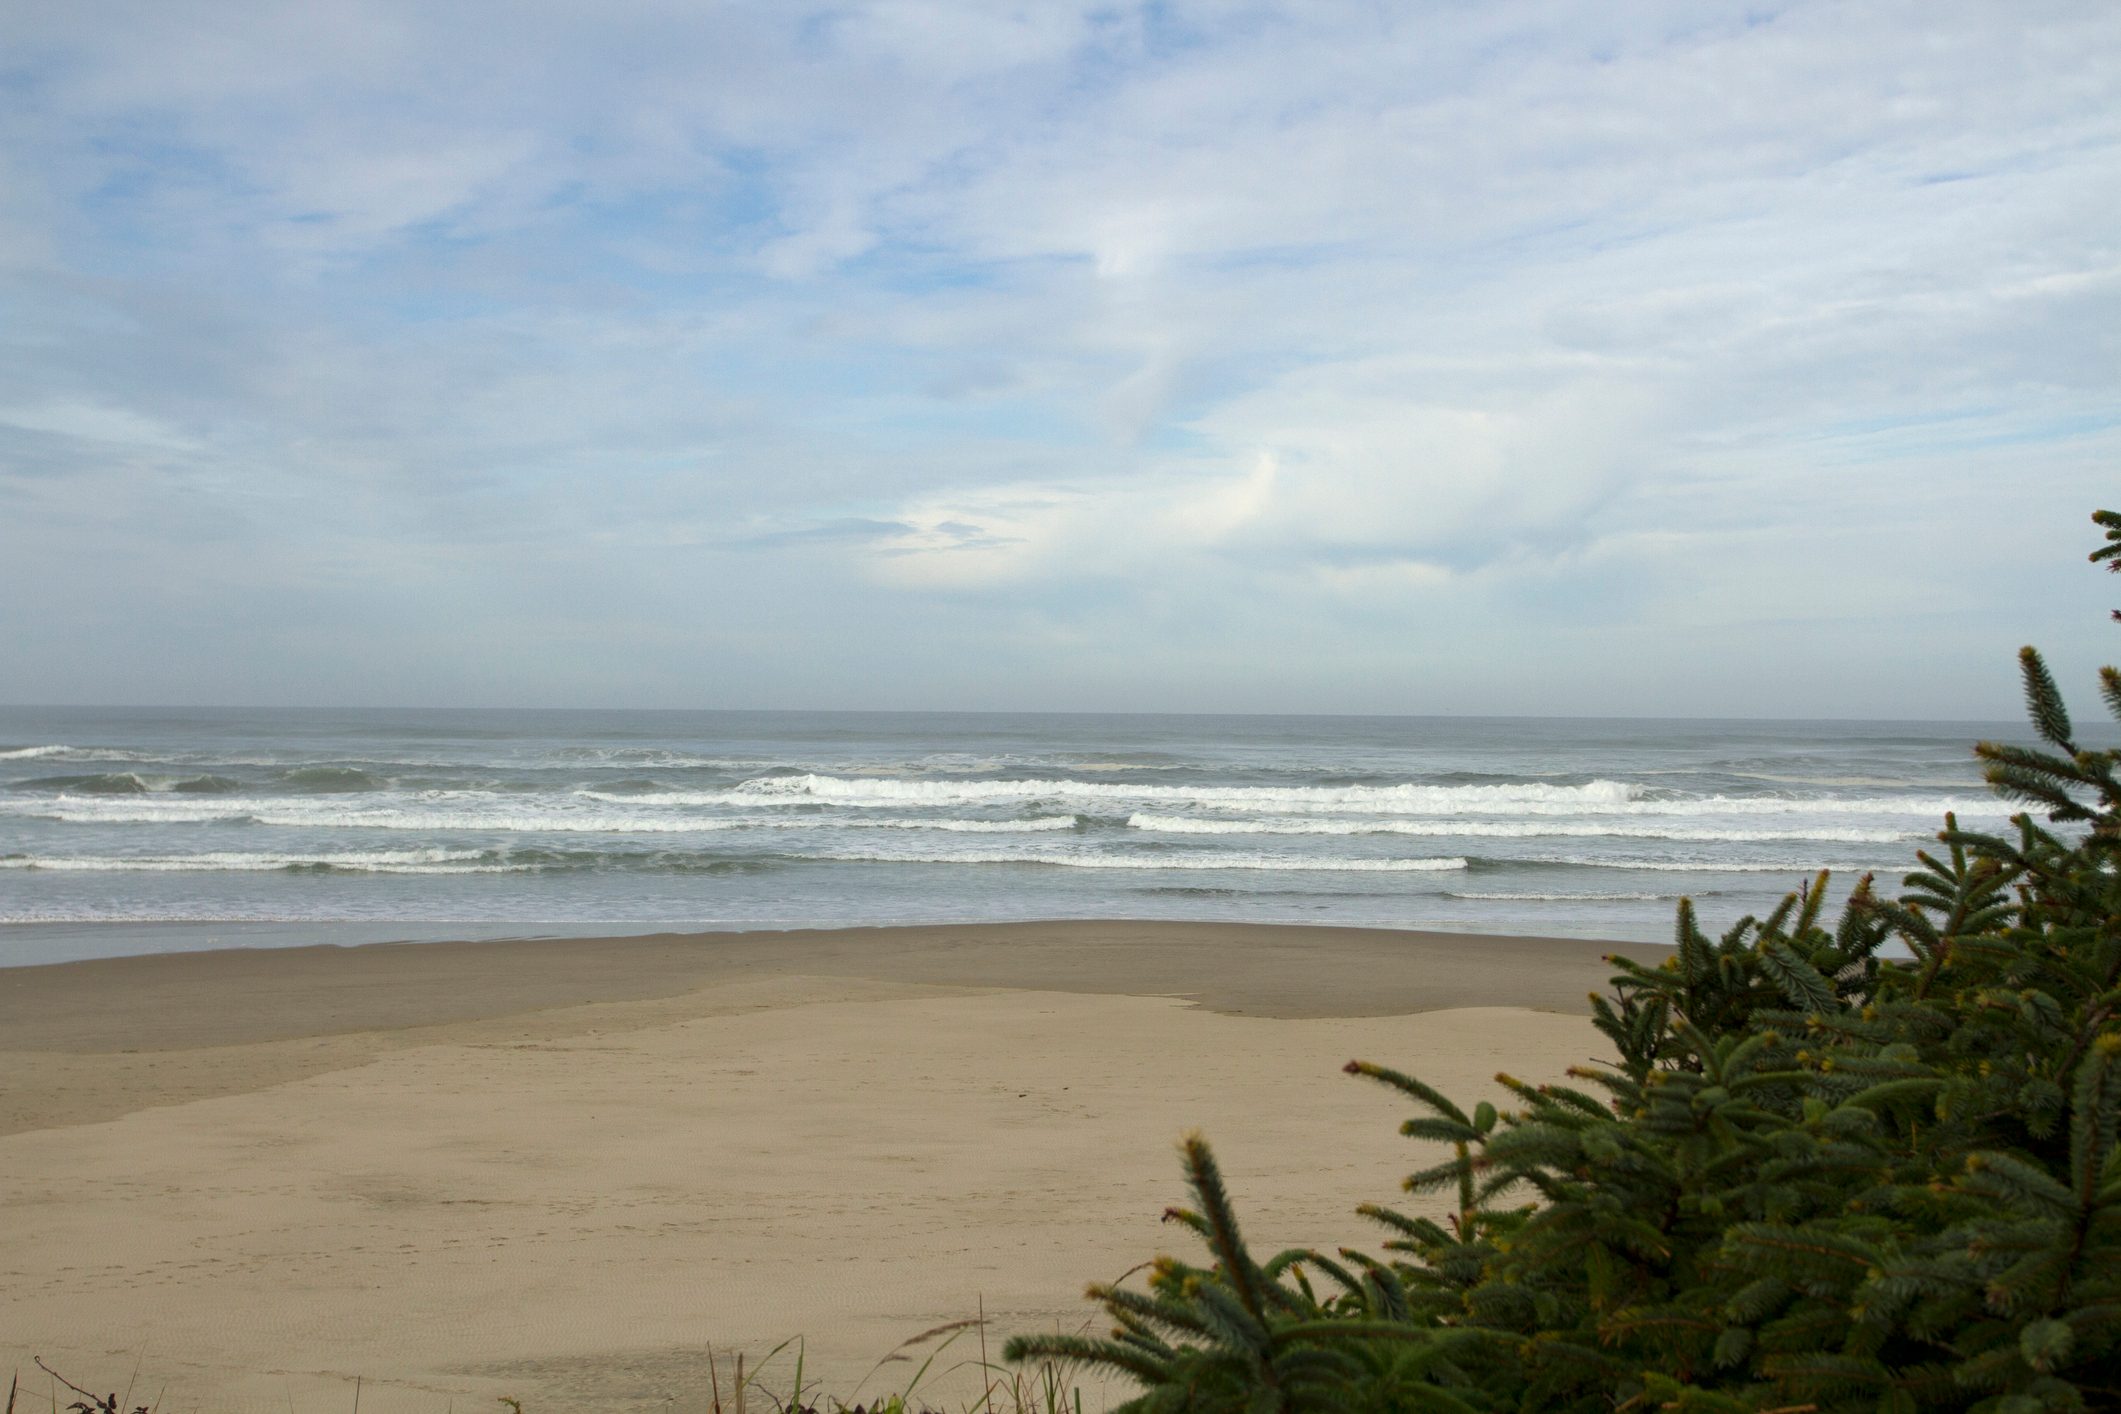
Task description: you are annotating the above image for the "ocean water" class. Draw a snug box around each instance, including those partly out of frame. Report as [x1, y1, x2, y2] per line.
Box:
[0, 706, 2044, 965]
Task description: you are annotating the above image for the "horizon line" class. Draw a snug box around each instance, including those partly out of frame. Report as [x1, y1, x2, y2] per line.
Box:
[0, 701, 2044, 727]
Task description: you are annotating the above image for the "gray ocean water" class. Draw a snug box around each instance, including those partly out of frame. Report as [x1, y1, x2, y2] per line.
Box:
[0, 707, 2043, 965]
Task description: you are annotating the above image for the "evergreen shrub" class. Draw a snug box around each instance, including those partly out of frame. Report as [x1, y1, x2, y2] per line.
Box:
[1007, 512, 2121, 1412]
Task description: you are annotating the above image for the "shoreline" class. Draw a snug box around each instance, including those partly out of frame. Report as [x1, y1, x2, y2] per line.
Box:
[0, 908, 1664, 966]
[1, 920, 1651, 1411]
[0, 918, 1661, 1051]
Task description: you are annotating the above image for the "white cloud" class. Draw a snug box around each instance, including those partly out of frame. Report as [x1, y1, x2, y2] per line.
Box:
[0, 400, 200, 451]
[1, 0, 2117, 710]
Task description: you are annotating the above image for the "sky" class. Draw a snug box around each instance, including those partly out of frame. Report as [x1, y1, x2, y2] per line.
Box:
[1, 1, 2117, 717]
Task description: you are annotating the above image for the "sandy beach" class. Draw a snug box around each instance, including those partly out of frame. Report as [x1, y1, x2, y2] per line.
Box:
[0, 921, 1655, 1412]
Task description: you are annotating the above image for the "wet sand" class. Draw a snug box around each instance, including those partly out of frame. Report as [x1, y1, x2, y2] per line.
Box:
[0, 921, 1654, 1411]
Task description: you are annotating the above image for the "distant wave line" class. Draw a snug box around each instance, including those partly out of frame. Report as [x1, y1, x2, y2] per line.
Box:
[0, 846, 1470, 875]
[1123, 813, 1911, 843]
[807, 849, 1470, 872]
[0, 848, 514, 875]
[0, 798, 1083, 834]
[724, 773, 1638, 810]
[1523, 856, 1879, 873]
[1446, 890, 1675, 902]
[596, 774, 1988, 818]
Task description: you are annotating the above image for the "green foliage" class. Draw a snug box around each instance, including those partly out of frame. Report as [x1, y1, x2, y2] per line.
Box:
[1009, 513, 2121, 1411]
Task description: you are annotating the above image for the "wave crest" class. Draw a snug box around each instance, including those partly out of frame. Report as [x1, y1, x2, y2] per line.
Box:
[0, 848, 508, 874]
[1447, 890, 1674, 902]
[812, 848, 1468, 872]
[723, 774, 1644, 812]
[22, 772, 149, 794]
[0, 796, 1080, 835]
[1124, 814, 1908, 843]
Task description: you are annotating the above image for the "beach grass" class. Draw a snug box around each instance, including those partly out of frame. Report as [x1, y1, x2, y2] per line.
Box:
[17, 1318, 1096, 1414]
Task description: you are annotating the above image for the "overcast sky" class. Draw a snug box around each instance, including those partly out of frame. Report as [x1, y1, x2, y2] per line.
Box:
[2, 1, 2116, 716]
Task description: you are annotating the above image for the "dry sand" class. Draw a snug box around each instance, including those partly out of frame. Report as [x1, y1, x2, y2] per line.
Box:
[0, 921, 1656, 1412]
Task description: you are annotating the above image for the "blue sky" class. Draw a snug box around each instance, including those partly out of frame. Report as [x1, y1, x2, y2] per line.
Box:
[1, 1, 2116, 715]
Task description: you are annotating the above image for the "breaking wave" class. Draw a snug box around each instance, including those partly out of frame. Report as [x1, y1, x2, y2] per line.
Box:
[1124, 814, 1909, 843]
[593, 774, 1985, 819]
[0, 711, 2022, 942]
[0, 848, 515, 874]
[0, 843, 1466, 876]
[21, 772, 151, 794]
[0, 796, 1080, 834]
[811, 849, 1469, 872]
[725, 774, 1645, 812]
[1447, 891, 1675, 902]
[0, 744, 152, 763]
[17, 772, 243, 795]
[1524, 857, 1877, 873]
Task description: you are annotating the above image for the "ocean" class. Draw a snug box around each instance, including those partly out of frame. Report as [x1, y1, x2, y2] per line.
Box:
[0, 706, 2041, 965]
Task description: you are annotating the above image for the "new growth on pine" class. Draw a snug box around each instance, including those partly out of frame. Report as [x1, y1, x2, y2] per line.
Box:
[1007, 511, 2121, 1412]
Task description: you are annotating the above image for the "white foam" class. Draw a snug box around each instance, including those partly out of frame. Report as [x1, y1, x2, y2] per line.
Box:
[605, 774, 1987, 820]
[0, 799, 735, 832]
[0, 744, 153, 762]
[1236, 794, 1984, 820]
[728, 774, 1644, 812]
[810, 848, 1468, 872]
[0, 796, 1079, 835]
[0, 848, 519, 874]
[1447, 891, 1672, 901]
[1124, 814, 1910, 843]
[1572, 795, 1978, 819]
[1532, 857, 1876, 873]
[263, 808, 735, 833]
[872, 816, 1079, 832]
